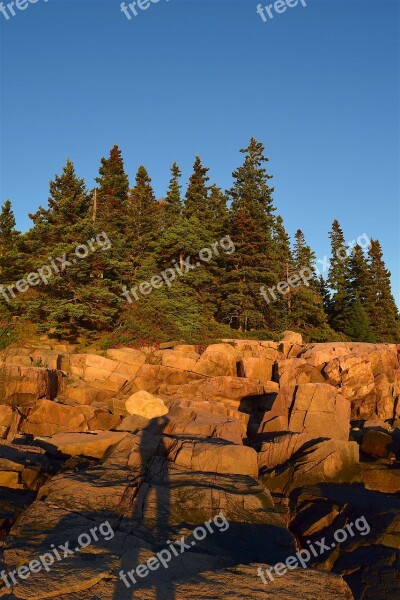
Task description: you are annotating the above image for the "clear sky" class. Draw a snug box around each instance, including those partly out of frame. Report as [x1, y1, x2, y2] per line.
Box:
[0, 0, 399, 301]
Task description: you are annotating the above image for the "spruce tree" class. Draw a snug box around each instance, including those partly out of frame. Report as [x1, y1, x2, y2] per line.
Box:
[345, 295, 375, 342]
[206, 184, 229, 238]
[164, 162, 183, 226]
[184, 156, 209, 221]
[95, 145, 129, 233]
[272, 216, 293, 326]
[220, 138, 278, 331]
[366, 240, 400, 341]
[0, 200, 21, 282]
[327, 220, 352, 333]
[290, 229, 329, 333]
[25, 161, 120, 337]
[127, 166, 160, 262]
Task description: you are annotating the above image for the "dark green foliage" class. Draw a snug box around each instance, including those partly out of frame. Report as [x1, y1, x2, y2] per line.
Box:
[164, 162, 183, 226]
[184, 156, 210, 221]
[127, 166, 160, 262]
[0, 200, 22, 282]
[345, 295, 376, 342]
[290, 229, 329, 333]
[95, 145, 129, 232]
[327, 220, 352, 333]
[366, 240, 400, 342]
[1, 139, 397, 345]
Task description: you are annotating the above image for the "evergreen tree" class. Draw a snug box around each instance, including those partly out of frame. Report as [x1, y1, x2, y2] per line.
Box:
[348, 244, 371, 304]
[127, 166, 160, 262]
[366, 240, 400, 341]
[220, 138, 278, 331]
[25, 162, 120, 337]
[29, 159, 91, 245]
[0, 200, 21, 282]
[290, 229, 329, 332]
[164, 162, 183, 226]
[206, 184, 229, 238]
[317, 275, 332, 315]
[184, 156, 209, 221]
[272, 216, 293, 326]
[345, 294, 375, 342]
[327, 220, 352, 333]
[95, 145, 129, 232]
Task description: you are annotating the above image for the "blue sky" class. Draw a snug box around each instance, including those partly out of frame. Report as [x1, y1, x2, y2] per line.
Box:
[0, 0, 399, 301]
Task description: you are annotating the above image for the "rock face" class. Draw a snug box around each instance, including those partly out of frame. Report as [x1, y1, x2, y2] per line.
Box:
[258, 383, 351, 441]
[0, 337, 399, 599]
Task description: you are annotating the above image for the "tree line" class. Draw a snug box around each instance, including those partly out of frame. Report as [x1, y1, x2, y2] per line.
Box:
[0, 138, 398, 344]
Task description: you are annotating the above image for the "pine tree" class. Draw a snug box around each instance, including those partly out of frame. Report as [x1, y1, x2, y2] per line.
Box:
[95, 145, 129, 233]
[24, 162, 120, 337]
[348, 244, 371, 304]
[366, 240, 400, 341]
[220, 138, 278, 331]
[345, 294, 375, 342]
[206, 184, 229, 238]
[184, 156, 209, 221]
[272, 216, 293, 326]
[327, 220, 352, 333]
[290, 229, 329, 333]
[317, 275, 332, 315]
[29, 159, 91, 244]
[164, 162, 183, 226]
[0, 200, 21, 282]
[127, 166, 160, 262]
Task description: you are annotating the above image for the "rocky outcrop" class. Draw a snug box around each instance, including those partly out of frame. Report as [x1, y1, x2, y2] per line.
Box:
[0, 336, 399, 599]
[258, 383, 351, 441]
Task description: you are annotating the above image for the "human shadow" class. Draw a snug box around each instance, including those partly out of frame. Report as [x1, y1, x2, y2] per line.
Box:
[0, 413, 298, 600]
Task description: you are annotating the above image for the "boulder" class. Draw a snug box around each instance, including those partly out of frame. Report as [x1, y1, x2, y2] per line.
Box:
[41, 431, 129, 459]
[125, 390, 168, 419]
[191, 343, 238, 377]
[164, 437, 258, 477]
[361, 430, 394, 458]
[362, 464, 400, 493]
[0, 362, 64, 406]
[171, 376, 278, 411]
[281, 330, 303, 345]
[258, 383, 351, 441]
[161, 348, 200, 371]
[259, 433, 361, 494]
[163, 406, 246, 444]
[21, 399, 117, 436]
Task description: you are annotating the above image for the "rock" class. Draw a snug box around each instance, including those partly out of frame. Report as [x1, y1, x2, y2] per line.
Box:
[259, 433, 361, 494]
[21, 399, 117, 436]
[0, 362, 64, 406]
[289, 482, 400, 598]
[258, 383, 351, 441]
[40, 431, 129, 459]
[0, 470, 21, 489]
[191, 343, 238, 377]
[362, 464, 400, 493]
[361, 430, 394, 458]
[277, 357, 326, 387]
[321, 344, 399, 420]
[132, 363, 204, 395]
[161, 348, 200, 371]
[238, 355, 275, 382]
[125, 390, 168, 419]
[164, 438, 258, 477]
[281, 330, 303, 345]
[163, 406, 246, 444]
[171, 376, 278, 411]
[60, 380, 116, 406]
